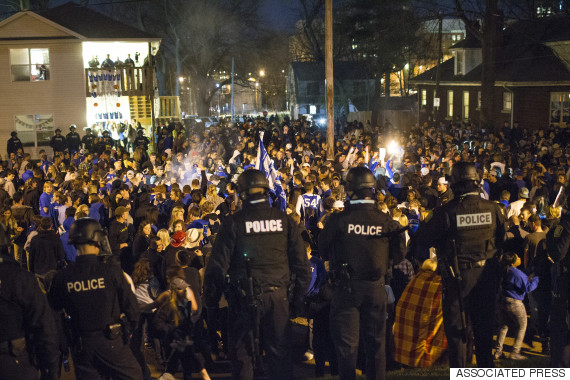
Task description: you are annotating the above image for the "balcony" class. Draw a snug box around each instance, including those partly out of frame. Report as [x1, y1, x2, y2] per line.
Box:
[85, 67, 154, 97]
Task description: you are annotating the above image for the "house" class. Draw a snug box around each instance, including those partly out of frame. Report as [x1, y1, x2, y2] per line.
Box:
[287, 61, 375, 120]
[410, 15, 570, 130]
[0, 3, 161, 157]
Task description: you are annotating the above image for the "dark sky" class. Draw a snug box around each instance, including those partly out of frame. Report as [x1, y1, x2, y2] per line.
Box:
[260, 0, 300, 32]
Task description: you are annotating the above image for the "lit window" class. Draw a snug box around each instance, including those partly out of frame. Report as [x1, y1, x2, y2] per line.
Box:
[503, 91, 512, 111]
[447, 90, 454, 118]
[10, 48, 50, 82]
[455, 50, 465, 75]
[15, 114, 54, 147]
[477, 91, 481, 109]
[549, 92, 570, 124]
[463, 91, 469, 120]
[421, 89, 427, 106]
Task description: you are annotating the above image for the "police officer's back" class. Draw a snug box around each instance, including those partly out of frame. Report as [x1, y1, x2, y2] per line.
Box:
[48, 218, 141, 379]
[204, 169, 311, 380]
[319, 166, 405, 380]
[0, 250, 59, 380]
[414, 162, 505, 368]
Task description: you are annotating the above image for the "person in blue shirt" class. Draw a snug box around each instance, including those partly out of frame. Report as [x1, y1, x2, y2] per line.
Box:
[88, 193, 109, 229]
[21, 162, 34, 184]
[295, 182, 324, 235]
[39, 181, 53, 217]
[494, 252, 539, 360]
[59, 208, 77, 262]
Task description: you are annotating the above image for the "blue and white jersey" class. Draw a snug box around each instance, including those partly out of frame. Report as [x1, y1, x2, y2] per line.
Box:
[295, 193, 324, 229]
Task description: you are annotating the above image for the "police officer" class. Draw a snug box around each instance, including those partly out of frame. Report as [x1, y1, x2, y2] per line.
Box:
[204, 169, 311, 380]
[134, 129, 150, 151]
[414, 162, 505, 367]
[82, 127, 96, 152]
[319, 166, 405, 380]
[0, 249, 59, 380]
[546, 180, 570, 367]
[48, 218, 142, 379]
[66, 124, 81, 153]
[7, 131, 24, 156]
[50, 128, 66, 155]
[101, 130, 114, 148]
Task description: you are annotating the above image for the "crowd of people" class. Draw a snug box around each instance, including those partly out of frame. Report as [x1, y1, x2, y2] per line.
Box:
[1, 114, 569, 379]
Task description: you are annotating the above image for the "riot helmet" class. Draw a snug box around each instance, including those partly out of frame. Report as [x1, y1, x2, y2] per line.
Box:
[68, 218, 111, 255]
[345, 166, 376, 198]
[237, 169, 269, 198]
[450, 162, 480, 195]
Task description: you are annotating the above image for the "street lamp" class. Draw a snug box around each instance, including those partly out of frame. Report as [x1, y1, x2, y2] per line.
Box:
[259, 69, 265, 77]
[178, 76, 184, 83]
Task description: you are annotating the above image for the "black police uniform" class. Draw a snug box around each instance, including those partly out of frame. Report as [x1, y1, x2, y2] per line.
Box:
[7, 136, 23, 156]
[48, 219, 141, 379]
[50, 134, 66, 154]
[204, 171, 311, 380]
[82, 133, 96, 152]
[66, 131, 82, 153]
[319, 174, 405, 380]
[134, 135, 150, 151]
[414, 163, 505, 368]
[0, 253, 59, 380]
[546, 207, 570, 367]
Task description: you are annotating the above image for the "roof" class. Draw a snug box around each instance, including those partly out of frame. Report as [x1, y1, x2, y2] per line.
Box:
[291, 61, 373, 81]
[40, 2, 160, 40]
[422, 18, 466, 34]
[412, 15, 570, 85]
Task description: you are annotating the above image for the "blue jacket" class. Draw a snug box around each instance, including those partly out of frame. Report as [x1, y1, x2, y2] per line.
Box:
[60, 217, 77, 262]
[88, 202, 108, 229]
[502, 266, 539, 301]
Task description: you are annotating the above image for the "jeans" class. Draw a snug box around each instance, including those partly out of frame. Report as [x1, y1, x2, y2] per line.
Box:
[496, 297, 527, 354]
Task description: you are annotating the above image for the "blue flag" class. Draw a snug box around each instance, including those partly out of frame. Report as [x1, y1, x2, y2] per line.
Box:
[256, 136, 287, 211]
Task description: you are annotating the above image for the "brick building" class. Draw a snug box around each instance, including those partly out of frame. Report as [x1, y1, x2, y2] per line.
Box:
[411, 16, 570, 130]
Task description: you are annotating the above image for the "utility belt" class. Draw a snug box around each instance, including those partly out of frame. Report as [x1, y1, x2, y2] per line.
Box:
[0, 337, 26, 356]
[458, 259, 487, 271]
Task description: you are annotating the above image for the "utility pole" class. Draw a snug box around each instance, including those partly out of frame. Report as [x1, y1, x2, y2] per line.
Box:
[231, 57, 235, 121]
[434, 13, 443, 126]
[325, 0, 334, 160]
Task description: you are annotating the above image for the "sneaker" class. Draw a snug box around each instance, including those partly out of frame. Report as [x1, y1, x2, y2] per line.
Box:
[510, 352, 527, 360]
[494, 350, 504, 360]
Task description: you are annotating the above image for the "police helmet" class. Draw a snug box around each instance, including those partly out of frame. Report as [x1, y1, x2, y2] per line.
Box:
[10, 131, 17, 137]
[345, 166, 376, 192]
[237, 169, 269, 194]
[69, 124, 77, 131]
[68, 218, 111, 254]
[450, 162, 479, 186]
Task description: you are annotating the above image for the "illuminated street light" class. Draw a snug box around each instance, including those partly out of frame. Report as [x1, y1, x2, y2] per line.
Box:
[178, 76, 184, 83]
[259, 69, 265, 77]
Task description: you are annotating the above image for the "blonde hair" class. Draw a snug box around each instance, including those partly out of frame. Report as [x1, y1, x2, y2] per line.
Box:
[43, 181, 53, 192]
[157, 229, 171, 249]
[421, 258, 438, 272]
[169, 206, 185, 229]
[76, 204, 89, 215]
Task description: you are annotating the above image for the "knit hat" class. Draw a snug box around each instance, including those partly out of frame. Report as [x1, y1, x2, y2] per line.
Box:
[171, 230, 187, 247]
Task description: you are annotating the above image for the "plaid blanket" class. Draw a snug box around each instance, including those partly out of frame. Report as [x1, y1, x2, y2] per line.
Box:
[393, 270, 447, 367]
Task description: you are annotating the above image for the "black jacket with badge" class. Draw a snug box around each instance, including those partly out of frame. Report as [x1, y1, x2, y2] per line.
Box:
[318, 199, 406, 280]
[108, 220, 129, 256]
[50, 135, 66, 152]
[415, 194, 505, 264]
[49, 255, 139, 334]
[204, 197, 311, 309]
[66, 132, 82, 152]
